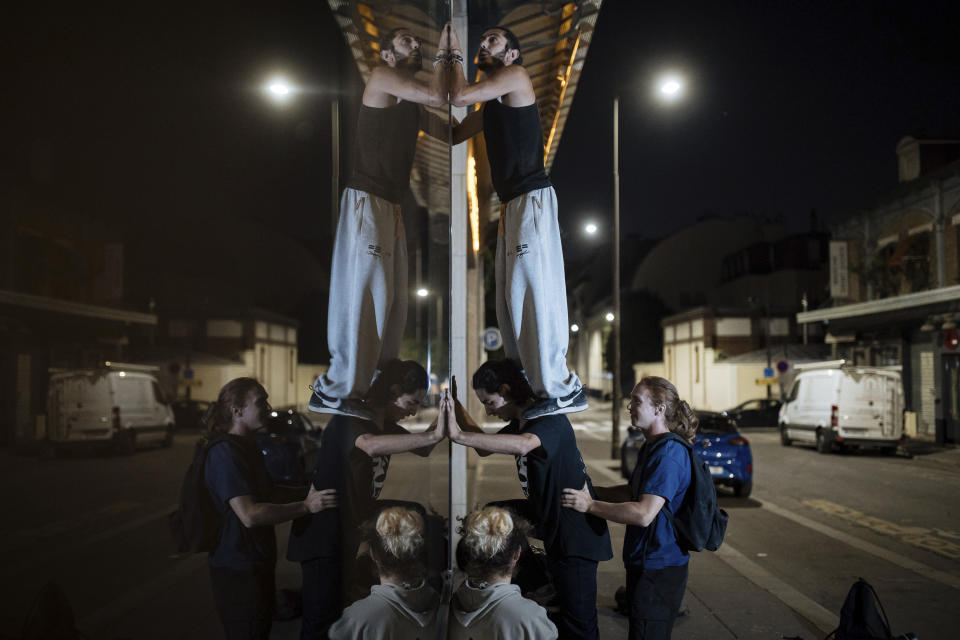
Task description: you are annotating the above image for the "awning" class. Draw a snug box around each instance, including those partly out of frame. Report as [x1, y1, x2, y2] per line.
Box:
[797, 284, 960, 324]
[0, 289, 157, 326]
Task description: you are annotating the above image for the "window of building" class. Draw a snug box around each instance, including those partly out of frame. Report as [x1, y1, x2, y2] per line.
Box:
[694, 345, 700, 383]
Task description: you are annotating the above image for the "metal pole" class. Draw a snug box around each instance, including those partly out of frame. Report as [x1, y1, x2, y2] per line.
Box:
[331, 98, 340, 236]
[611, 96, 621, 459]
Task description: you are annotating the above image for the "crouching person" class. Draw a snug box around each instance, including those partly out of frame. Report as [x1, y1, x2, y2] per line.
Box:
[329, 506, 439, 639]
[450, 506, 557, 640]
[203, 378, 336, 639]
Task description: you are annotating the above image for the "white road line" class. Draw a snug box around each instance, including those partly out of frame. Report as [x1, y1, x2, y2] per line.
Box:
[756, 495, 960, 590]
[714, 543, 840, 633]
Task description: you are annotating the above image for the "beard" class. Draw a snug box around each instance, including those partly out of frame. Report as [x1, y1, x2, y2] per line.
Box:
[398, 49, 422, 71]
[476, 48, 506, 72]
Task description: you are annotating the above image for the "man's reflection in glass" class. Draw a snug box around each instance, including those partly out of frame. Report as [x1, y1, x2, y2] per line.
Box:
[309, 27, 448, 421]
[328, 506, 440, 639]
[288, 360, 443, 638]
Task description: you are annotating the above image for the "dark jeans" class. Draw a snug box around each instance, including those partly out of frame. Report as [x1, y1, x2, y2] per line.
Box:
[209, 565, 275, 640]
[626, 563, 689, 640]
[548, 555, 600, 640]
[299, 557, 343, 640]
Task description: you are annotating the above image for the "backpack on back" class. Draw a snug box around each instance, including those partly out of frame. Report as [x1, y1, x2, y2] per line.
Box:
[168, 435, 242, 553]
[641, 432, 729, 552]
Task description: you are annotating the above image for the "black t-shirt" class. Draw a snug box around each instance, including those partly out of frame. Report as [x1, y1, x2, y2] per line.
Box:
[482, 99, 553, 203]
[286, 415, 408, 562]
[204, 435, 277, 570]
[498, 415, 612, 561]
[346, 101, 421, 204]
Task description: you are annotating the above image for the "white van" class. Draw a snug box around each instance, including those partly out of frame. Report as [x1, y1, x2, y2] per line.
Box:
[778, 361, 904, 454]
[47, 363, 175, 455]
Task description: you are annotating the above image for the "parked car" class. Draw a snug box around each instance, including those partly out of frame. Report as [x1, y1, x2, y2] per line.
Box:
[725, 398, 781, 427]
[46, 364, 175, 456]
[172, 399, 210, 430]
[778, 363, 903, 454]
[620, 410, 754, 497]
[255, 409, 323, 485]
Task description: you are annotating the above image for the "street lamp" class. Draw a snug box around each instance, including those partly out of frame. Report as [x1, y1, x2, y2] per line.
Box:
[416, 288, 429, 298]
[609, 73, 687, 458]
[584, 222, 598, 235]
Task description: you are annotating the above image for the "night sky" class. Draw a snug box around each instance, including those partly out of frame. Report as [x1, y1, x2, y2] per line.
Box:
[6, 0, 960, 308]
[552, 0, 960, 260]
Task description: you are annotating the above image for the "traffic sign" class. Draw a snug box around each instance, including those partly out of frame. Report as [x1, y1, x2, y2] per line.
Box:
[755, 378, 777, 385]
[763, 367, 775, 378]
[183, 368, 195, 380]
[776, 360, 789, 373]
[483, 327, 503, 351]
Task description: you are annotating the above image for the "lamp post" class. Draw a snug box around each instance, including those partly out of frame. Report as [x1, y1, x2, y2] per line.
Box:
[610, 73, 686, 459]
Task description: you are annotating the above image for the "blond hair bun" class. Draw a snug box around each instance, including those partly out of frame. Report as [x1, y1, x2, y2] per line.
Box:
[375, 507, 424, 558]
[463, 507, 514, 558]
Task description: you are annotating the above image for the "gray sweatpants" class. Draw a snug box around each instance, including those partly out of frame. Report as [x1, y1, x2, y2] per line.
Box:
[316, 188, 408, 399]
[496, 186, 581, 399]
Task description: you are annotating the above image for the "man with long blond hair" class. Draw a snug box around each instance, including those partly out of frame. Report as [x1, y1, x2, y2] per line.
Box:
[563, 377, 699, 640]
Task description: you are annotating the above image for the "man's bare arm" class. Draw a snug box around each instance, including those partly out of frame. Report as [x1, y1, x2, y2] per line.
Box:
[420, 109, 462, 142]
[364, 67, 445, 108]
[561, 485, 665, 527]
[449, 65, 535, 108]
[354, 428, 444, 457]
[228, 486, 337, 528]
[451, 108, 483, 145]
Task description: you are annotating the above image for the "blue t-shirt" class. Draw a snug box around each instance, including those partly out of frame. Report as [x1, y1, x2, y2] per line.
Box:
[204, 437, 277, 570]
[623, 436, 691, 570]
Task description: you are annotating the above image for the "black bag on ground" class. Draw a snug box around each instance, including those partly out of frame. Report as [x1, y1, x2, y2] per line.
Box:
[168, 435, 243, 553]
[639, 432, 728, 552]
[825, 577, 917, 640]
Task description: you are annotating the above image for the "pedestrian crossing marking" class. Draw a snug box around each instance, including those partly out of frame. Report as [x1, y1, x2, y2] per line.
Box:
[803, 498, 960, 560]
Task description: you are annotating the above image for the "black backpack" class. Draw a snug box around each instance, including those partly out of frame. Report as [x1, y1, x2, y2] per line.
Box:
[637, 432, 728, 552]
[826, 578, 916, 640]
[168, 435, 243, 553]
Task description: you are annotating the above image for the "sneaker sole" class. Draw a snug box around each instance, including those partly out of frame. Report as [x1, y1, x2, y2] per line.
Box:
[524, 402, 588, 420]
[307, 403, 371, 420]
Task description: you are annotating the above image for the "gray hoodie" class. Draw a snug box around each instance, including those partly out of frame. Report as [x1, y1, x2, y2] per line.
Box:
[329, 582, 439, 640]
[449, 581, 558, 640]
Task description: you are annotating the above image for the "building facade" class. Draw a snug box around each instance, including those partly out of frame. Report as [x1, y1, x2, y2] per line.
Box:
[798, 137, 960, 443]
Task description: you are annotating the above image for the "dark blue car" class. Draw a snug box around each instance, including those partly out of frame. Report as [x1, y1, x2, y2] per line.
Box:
[620, 410, 754, 497]
[255, 409, 322, 486]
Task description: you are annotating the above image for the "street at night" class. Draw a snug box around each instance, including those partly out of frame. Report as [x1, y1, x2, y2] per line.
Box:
[5, 0, 960, 638]
[3, 404, 959, 638]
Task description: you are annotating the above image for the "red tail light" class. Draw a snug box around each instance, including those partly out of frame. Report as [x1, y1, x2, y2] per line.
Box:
[112, 406, 121, 429]
[747, 463, 753, 473]
[830, 405, 838, 427]
[729, 437, 749, 446]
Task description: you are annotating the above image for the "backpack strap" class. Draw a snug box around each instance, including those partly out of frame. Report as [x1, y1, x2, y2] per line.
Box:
[643, 433, 693, 534]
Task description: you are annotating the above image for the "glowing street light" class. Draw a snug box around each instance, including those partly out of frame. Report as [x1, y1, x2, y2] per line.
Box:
[264, 76, 295, 103]
[570, 323, 580, 333]
[656, 73, 685, 102]
[606, 72, 688, 458]
[584, 222, 598, 235]
[416, 288, 429, 298]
